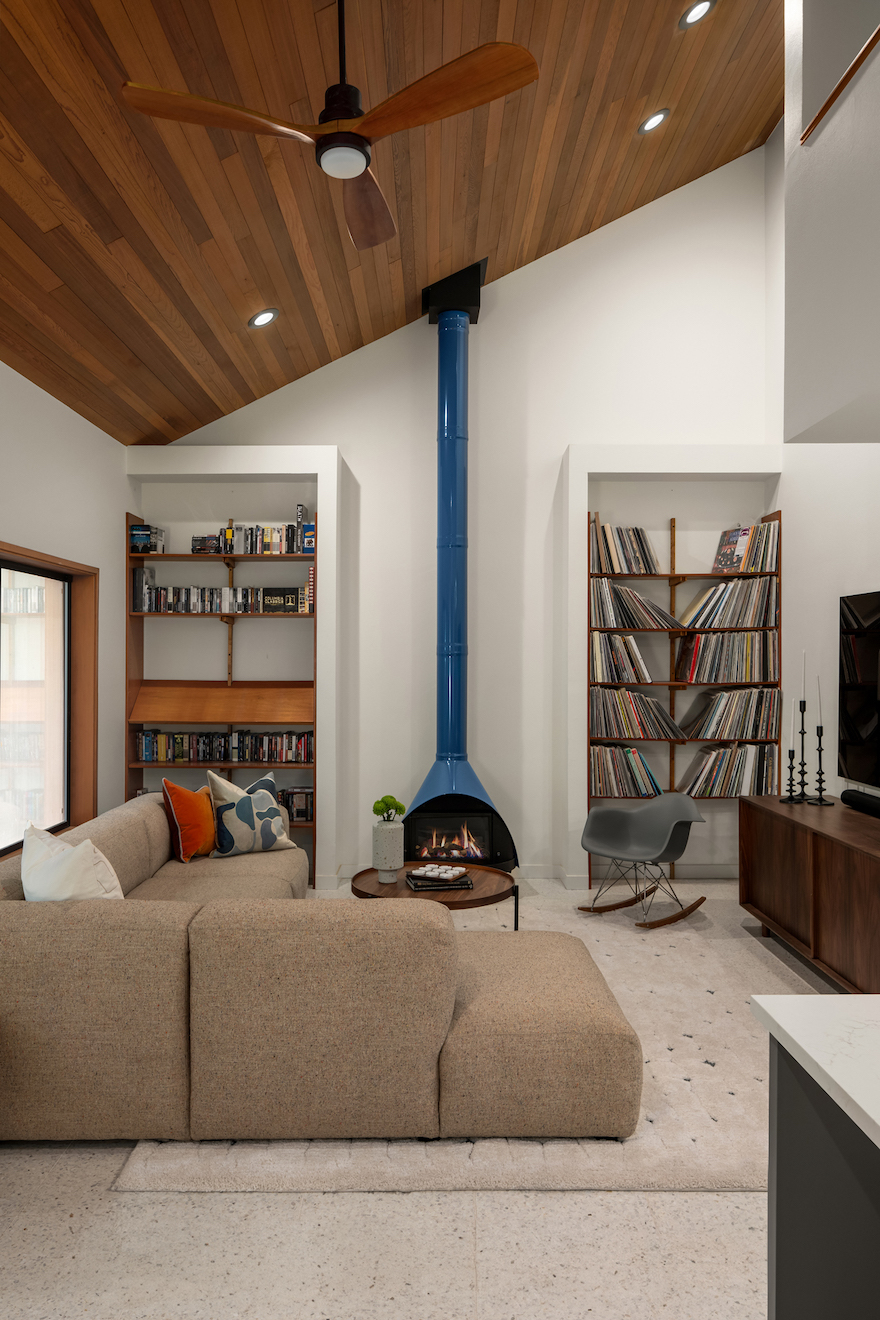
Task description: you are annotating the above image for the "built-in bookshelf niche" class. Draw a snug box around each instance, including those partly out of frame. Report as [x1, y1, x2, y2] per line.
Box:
[586, 478, 782, 881]
[125, 484, 319, 883]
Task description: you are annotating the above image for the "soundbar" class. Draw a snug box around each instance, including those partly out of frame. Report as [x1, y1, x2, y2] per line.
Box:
[840, 788, 880, 819]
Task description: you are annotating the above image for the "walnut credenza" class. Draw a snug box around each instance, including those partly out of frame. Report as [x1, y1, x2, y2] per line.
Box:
[739, 796, 880, 994]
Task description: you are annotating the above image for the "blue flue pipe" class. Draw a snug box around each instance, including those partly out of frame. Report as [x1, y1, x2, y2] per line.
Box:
[408, 308, 497, 813]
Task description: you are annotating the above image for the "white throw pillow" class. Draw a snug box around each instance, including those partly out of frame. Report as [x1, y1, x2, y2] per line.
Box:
[21, 823, 125, 901]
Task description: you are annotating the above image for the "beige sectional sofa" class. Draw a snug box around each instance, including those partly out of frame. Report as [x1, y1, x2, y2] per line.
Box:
[0, 796, 642, 1143]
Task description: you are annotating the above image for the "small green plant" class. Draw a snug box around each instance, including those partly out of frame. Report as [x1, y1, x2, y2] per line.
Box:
[373, 795, 405, 821]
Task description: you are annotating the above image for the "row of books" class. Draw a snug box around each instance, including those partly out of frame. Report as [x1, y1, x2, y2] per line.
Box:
[191, 513, 315, 556]
[130, 524, 166, 553]
[681, 688, 780, 741]
[1, 586, 45, 614]
[675, 743, 778, 797]
[590, 632, 652, 684]
[589, 688, 686, 740]
[674, 631, 779, 684]
[136, 730, 314, 764]
[277, 786, 315, 822]
[132, 573, 315, 615]
[712, 521, 778, 573]
[589, 744, 663, 797]
[590, 580, 682, 629]
[590, 516, 661, 575]
[678, 576, 778, 629]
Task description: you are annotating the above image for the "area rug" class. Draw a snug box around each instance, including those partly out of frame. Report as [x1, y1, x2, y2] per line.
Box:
[116, 882, 830, 1194]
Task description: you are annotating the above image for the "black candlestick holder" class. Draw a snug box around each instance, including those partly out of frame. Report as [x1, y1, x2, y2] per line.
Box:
[780, 748, 797, 803]
[796, 699, 808, 803]
[807, 726, 834, 806]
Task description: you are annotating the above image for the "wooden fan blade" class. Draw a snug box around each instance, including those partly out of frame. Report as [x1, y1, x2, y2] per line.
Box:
[357, 43, 538, 141]
[343, 170, 396, 249]
[120, 83, 319, 145]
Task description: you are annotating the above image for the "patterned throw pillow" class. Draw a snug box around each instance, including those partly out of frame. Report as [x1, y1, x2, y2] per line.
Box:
[161, 780, 216, 863]
[207, 770, 297, 857]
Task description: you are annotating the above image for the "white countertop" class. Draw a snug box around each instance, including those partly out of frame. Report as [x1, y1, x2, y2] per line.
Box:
[751, 996, 880, 1150]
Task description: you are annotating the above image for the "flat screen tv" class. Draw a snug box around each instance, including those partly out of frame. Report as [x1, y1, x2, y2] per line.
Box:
[839, 590, 880, 789]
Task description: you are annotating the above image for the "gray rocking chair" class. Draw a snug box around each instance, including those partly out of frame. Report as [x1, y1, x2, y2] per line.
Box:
[578, 793, 706, 929]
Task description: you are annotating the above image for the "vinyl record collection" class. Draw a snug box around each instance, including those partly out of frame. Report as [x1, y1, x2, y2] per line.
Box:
[711, 521, 779, 573]
[590, 579, 683, 629]
[590, 744, 663, 797]
[680, 688, 780, 741]
[590, 515, 661, 574]
[674, 631, 779, 684]
[678, 576, 778, 629]
[676, 742, 778, 797]
[135, 729, 314, 764]
[589, 687, 686, 740]
[590, 632, 653, 683]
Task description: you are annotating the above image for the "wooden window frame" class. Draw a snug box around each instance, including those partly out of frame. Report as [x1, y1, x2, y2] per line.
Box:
[0, 540, 98, 836]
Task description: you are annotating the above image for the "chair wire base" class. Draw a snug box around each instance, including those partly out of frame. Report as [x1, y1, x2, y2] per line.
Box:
[588, 859, 682, 923]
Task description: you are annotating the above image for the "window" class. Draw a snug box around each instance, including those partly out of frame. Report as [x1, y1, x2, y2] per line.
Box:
[0, 541, 98, 854]
[0, 564, 71, 851]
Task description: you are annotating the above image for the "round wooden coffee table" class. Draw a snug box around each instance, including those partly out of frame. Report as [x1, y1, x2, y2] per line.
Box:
[351, 863, 519, 929]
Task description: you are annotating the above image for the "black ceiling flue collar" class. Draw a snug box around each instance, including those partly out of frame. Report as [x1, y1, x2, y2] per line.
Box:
[422, 258, 488, 324]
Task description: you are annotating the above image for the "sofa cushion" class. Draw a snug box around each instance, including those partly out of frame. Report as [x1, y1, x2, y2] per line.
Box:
[162, 779, 216, 862]
[187, 900, 458, 1140]
[439, 931, 643, 1139]
[21, 823, 124, 901]
[128, 847, 306, 901]
[0, 899, 198, 1140]
[207, 771, 296, 857]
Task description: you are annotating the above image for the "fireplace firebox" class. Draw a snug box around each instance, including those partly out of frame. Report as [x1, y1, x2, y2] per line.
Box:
[404, 794, 517, 872]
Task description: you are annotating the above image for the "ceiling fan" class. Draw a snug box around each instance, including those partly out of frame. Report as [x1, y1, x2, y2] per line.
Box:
[120, 1, 538, 251]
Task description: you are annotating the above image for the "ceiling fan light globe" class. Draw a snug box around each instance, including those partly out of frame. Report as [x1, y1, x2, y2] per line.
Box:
[320, 145, 368, 179]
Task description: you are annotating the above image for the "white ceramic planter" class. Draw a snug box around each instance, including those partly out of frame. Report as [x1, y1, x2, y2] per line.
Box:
[372, 819, 404, 884]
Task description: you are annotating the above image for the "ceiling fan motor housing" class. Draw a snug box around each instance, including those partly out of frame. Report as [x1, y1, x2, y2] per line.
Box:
[316, 130, 371, 178]
[316, 82, 370, 177]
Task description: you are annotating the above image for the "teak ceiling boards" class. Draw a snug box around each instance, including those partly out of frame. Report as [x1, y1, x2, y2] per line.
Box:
[0, 0, 782, 446]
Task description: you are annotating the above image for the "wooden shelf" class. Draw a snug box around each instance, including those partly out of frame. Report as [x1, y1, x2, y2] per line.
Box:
[129, 552, 314, 562]
[129, 761, 314, 770]
[593, 736, 778, 744]
[129, 611, 314, 620]
[128, 680, 314, 725]
[590, 571, 778, 580]
[591, 680, 780, 688]
[592, 626, 776, 633]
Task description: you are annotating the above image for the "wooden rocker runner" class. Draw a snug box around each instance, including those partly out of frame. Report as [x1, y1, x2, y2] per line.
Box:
[578, 794, 706, 929]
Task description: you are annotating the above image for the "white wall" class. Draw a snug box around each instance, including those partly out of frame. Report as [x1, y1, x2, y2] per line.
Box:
[176, 149, 772, 879]
[784, 0, 880, 441]
[0, 361, 132, 816]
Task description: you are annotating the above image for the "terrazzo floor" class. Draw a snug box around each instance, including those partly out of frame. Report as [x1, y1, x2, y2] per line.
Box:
[1, 1139, 765, 1319]
[2, 879, 832, 1319]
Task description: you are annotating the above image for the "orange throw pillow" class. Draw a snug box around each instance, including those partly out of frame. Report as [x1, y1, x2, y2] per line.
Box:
[161, 780, 216, 863]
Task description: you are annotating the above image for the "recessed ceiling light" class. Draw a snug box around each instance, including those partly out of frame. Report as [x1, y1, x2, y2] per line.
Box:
[248, 308, 279, 328]
[679, 0, 716, 28]
[638, 110, 670, 134]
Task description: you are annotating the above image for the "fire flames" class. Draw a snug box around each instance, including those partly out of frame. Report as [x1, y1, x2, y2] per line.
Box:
[417, 821, 486, 860]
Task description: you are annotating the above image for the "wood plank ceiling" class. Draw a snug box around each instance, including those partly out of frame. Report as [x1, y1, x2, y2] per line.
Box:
[0, 0, 783, 445]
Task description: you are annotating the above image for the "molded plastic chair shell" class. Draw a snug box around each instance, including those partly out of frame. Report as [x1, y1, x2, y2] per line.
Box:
[581, 793, 705, 865]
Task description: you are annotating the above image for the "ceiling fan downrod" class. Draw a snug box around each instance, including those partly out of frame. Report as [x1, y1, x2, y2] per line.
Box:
[316, 0, 371, 178]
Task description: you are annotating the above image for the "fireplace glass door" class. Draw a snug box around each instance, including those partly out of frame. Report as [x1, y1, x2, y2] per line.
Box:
[412, 814, 491, 861]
